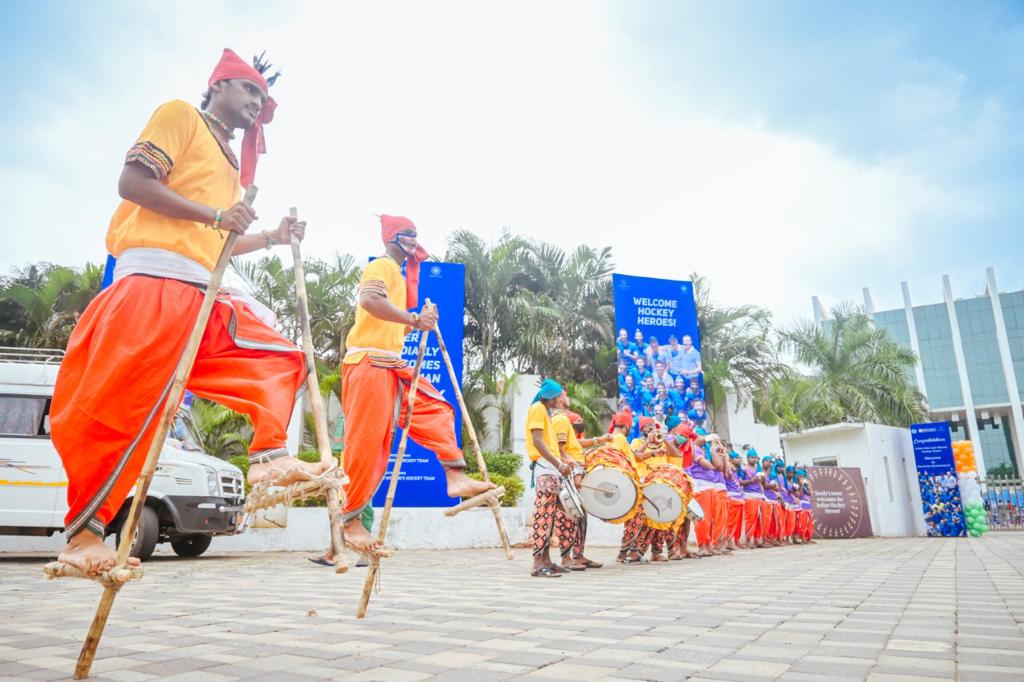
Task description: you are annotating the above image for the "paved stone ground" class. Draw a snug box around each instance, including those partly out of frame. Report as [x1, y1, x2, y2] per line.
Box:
[2, 535, 1024, 681]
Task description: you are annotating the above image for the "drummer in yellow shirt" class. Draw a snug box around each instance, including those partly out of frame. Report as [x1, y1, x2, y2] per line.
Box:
[630, 417, 684, 563]
[551, 395, 611, 571]
[526, 379, 574, 578]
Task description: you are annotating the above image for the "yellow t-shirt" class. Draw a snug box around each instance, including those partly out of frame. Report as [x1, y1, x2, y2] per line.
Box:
[525, 402, 559, 471]
[610, 431, 644, 477]
[343, 257, 408, 365]
[106, 100, 241, 271]
[551, 412, 584, 464]
[630, 437, 663, 477]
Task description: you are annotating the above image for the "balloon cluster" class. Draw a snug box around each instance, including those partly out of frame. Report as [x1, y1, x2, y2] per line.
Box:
[953, 440, 987, 537]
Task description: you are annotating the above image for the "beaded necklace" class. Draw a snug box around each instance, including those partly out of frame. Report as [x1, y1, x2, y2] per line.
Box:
[202, 110, 234, 139]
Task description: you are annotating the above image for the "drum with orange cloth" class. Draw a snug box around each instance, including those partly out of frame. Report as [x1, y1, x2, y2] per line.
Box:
[580, 447, 642, 524]
[641, 464, 695, 531]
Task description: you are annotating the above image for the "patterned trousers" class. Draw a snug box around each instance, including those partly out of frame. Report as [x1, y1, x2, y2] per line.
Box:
[532, 475, 577, 556]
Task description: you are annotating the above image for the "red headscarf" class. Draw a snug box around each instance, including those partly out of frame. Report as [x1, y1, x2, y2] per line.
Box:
[208, 48, 277, 188]
[566, 410, 583, 425]
[381, 215, 430, 309]
[638, 417, 655, 431]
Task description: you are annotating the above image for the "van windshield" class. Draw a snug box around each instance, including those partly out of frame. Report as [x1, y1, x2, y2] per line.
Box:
[169, 409, 205, 453]
[0, 395, 49, 437]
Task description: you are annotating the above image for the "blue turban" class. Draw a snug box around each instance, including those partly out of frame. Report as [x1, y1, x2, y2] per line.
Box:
[532, 378, 563, 404]
[746, 447, 758, 458]
[666, 415, 682, 430]
[762, 455, 773, 463]
[695, 427, 708, 437]
[728, 450, 740, 459]
[786, 465, 795, 473]
[797, 469, 808, 477]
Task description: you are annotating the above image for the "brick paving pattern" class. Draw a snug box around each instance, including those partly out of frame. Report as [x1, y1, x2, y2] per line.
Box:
[2, 535, 1023, 681]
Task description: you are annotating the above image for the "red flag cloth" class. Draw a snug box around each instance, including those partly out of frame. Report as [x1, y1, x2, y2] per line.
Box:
[380, 215, 430, 309]
[207, 48, 277, 188]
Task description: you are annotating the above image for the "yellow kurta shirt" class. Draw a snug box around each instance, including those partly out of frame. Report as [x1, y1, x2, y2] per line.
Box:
[551, 412, 584, 464]
[106, 100, 241, 271]
[344, 257, 408, 366]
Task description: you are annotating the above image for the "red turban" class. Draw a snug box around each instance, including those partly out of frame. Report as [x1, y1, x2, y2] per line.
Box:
[567, 410, 583, 425]
[381, 215, 430, 309]
[638, 417, 655, 431]
[208, 48, 277, 188]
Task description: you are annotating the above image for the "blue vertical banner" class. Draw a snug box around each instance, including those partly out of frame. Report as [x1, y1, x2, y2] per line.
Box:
[611, 273, 702, 427]
[910, 422, 966, 537]
[372, 261, 465, 508]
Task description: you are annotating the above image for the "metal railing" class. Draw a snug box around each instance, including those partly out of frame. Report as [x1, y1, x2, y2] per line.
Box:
[980, 475, 1024, 531]
[0, 347, 65, 365]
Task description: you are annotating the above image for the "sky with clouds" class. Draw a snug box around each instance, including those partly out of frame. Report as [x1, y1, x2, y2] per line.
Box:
[2, 0, 1022, 328]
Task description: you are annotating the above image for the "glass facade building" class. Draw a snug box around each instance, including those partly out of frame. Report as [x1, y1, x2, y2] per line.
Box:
[813, 269, 1024, 477]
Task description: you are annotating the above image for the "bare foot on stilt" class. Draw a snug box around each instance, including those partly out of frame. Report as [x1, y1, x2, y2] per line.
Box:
[444, 468, 496, 498]
[57, 532, 140, 580]
[343, 518, 381, 555]
[247, 456, 330, 487]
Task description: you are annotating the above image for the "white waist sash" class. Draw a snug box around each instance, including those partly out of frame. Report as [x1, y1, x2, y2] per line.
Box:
[113, 247, 277, 328]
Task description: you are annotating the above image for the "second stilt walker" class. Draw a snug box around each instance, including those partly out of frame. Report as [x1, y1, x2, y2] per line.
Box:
[340, 215, 495, 554]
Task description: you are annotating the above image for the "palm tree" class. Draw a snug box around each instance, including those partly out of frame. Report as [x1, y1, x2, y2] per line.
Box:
[188, 397, 252, 460]
[0, 262, 103, 349]
[691, 274, 788, 431]
[773, 303, 928, 429]
[444, 229, 541, 378]
[526, 242, 616, 385]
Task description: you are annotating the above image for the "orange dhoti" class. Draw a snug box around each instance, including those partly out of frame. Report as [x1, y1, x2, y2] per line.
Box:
[761, 500, 778, 541]
[798, 508, 813, 540]
[693, 487, 717, 547]
[714, 489, 729, 544]
[728, 496, 744, 543]
[783, 505, 797, 538]
[50, 275, 306, 539]
[743, 497, 763, 543]
[341, 356, 465, 520]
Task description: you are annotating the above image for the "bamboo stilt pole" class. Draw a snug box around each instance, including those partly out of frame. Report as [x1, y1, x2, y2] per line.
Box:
[356, 308, 433, 618]
[432, 321, 513, 559]
[74, 186, 258, 679]
[442, 486, 506, 517]
[288, 207, 349, 574]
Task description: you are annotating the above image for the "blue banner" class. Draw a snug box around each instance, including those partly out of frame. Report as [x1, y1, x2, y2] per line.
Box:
[612, 273, 702, 429]
[372, 261, 465, 508]
[910, 422, 966, 537]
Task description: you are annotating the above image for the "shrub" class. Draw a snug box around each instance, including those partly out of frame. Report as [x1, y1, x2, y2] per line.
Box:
[465, 451, 522, 478]
[467, 471, 525, 507]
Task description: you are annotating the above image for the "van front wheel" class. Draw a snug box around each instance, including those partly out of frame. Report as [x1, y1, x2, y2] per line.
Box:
[116, 505, 159, 561]
[171, 534, 212, 558]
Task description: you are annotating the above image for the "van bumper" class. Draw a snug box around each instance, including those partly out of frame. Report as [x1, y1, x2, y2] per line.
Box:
[163, 496, 243, 535]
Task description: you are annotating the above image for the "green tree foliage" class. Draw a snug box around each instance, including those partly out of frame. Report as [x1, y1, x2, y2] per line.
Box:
[0, 262, 103, 349]
[764, 303, 928, 430]
[691, 274, 788, 431]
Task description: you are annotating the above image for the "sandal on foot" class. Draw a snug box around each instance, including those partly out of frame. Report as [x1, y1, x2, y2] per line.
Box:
[530, 566, 562, 578]
[307, 556, 334, 567]
[582, 559, 603, 568]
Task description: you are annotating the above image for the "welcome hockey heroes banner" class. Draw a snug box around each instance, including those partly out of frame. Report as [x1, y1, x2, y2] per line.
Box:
[612, 273, 701, 344]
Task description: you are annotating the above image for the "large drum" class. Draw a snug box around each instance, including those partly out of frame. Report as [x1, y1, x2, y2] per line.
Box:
[641, 465, 694, 530]
[580, 447, 641, 524]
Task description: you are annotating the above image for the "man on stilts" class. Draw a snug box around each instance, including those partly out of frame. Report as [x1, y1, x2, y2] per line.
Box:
[340, 215, 495, 554]
[51, 49, 322, 577]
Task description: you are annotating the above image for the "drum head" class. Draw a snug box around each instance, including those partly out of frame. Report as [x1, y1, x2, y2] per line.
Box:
[642, 482, 685, 523]
[580, 468, 638, 521]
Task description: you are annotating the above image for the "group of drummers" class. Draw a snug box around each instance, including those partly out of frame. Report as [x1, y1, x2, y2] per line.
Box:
[526, 379, 814, 578]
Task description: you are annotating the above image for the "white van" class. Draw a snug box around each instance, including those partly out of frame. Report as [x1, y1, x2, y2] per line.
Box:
[0, 347, 246, 560]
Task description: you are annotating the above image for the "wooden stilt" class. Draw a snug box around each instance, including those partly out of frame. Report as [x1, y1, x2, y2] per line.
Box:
[73, 186, 258, 679]
[42, 561, 144, 585]
[442, 486, 506, 517]
[243, 468, 349, 513]
[288, 207, 349, 574]
[356, 308, 433, 618]
[432, 320, 514, 559]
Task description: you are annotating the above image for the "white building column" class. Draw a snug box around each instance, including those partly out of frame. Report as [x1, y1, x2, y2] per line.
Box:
[985, 267, 1024, 475]
[943, 275, 986, 477]
[901, 281, 928, 399]
[863, 287, 876, 318]
[812, 296, 827, 326]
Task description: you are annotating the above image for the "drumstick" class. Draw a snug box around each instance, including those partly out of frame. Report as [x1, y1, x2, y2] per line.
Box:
[578, 483, 617, 494]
